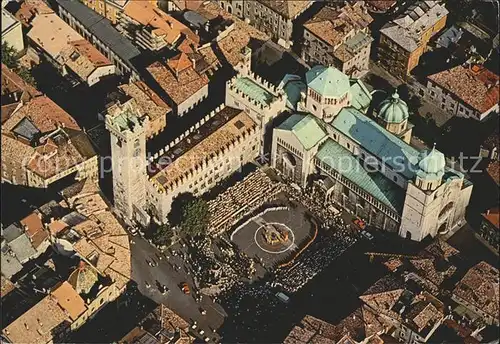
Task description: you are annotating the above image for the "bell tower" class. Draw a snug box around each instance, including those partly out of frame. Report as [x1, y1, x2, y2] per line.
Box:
[105, 101, 149, 223]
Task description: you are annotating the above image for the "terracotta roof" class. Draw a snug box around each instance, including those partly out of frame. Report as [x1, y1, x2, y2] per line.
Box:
[1, 276, 16, 298]
[28, 13, 82, 59]
[483, 207, 499, 229]
[197, 2, 269, 67]
[119, 81, 170, 122]
[48, 220, 68, 235]
[20, 212, 49, 249]
[167, 52, 193, 74]
[123, 1, 199, 46]
[1, 64, 41, 100]
[258, 0, 312, 19]
[453, 261, 499, 319]
[2, 295, 71, 343]
[3, 95, 80, 134]
[14, 0, 55, 27]
[62, 39, 113, 80]
[170, 0, 203, 11]
[304, 3, 373, 48]
[428, 64, 499, 114]
[146, 60, 208, 106]
[366, 0, 397, 12]
[151, 107, 256, 189]
[51, 281, 87, 321]
[486, 160, 500, 185]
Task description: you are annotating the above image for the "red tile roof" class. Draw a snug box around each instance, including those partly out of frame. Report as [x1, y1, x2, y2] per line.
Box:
[428, 64, 499, 114]
[483, 207, 499, 229]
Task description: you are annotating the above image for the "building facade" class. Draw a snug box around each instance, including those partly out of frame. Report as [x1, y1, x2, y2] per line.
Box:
[27, 13, 115, 87]
[225, 47, 286, 156]
[418, 64, 499, 121]
[302, 3, 373, 77]
[218, 0, 312, 48]
[2, 7, 24, 53]
[271, 65, 472, 241]
[378, 1, 448, 80]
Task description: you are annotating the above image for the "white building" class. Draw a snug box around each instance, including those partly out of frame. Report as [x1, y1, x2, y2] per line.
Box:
[2, 7, 24, 52]
[27, 13, 115, 86]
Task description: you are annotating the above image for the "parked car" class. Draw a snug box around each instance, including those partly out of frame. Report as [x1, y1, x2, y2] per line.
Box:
[361, 230, 374, 240]
[159, 285, 169, 295]
[180, 282, 190, 294]
[200, 308, 207, 315]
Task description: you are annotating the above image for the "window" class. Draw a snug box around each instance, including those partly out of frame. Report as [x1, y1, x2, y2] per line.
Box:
[312, 104, 317, 111]
[393, 176, 398, 183]
[343, 185, 349, 195]
[346, 143, 350, 149]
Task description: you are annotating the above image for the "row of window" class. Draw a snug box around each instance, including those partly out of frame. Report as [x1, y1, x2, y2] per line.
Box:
[315, 159, 400, 221]
[277, 137, 303, 158]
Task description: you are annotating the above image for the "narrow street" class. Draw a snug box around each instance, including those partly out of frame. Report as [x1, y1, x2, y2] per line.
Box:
[129, 234, 227, 342]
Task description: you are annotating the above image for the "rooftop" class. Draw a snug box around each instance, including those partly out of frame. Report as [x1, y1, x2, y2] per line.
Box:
[2, 295, 71, 343]
[60, 180, 132, 291]
[151, 107, 256, 190]
[453, 261, 499, 319]
[233, 77, 277, 106]
[304, 3, 372, 48]
[277, 113, 327, 150]
[119, 81, 171, 122]
[14, 0, 54, 27]
[146, 59, 208, 106]
[60, 39, 113, 81]
[27, 13, 82, 59]
[258, 0, 312, 20]
[316, 138, 405, 211]
[331, 107, 421, 180]
[196, 2, 269, 67]
[55, 0, 141, 67]
[483, 208, 499, 229]
[123, 1, 199, 46]
[380, 1, 448, 52]
[306, 65, 351, 98]
[51, 281, 87, 321]
[428, 64, 499, 114]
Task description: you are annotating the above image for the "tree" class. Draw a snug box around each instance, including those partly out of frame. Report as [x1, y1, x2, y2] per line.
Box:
[2, 42, 18, 69]
[179, 198, 210, 236]
[1, 42, 37, 87]
[152, 224, 174, 247]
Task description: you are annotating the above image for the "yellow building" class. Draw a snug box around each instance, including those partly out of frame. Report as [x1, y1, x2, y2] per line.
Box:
[378, 1, 448, 80]
[81, 0, 158, 24]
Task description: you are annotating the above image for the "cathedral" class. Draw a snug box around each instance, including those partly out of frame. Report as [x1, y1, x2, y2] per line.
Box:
[271, 65, 473, 241]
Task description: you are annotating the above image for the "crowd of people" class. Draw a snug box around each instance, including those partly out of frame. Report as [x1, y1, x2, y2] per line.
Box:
[207, 170, 285, 235]
[271, 228, 357, 293]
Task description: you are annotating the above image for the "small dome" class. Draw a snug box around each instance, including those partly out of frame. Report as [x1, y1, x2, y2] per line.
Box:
[306, 65, 350, 99]
[378, 90, 409, 124]
[68, 261, 98, 295]
[417, 145, 446, 179]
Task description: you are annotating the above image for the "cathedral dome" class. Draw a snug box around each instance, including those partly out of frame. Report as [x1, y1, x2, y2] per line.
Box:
[377, 90, 409, 124]
[68, 261, 98, 295]
[306, 65, 350, 99]
[417, 145, 446, 179]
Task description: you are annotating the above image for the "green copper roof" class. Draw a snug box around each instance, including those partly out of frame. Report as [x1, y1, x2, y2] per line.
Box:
[281, 74, 307, 110]
[316, 139, 404, 211]
[306, 65, 350, 98]
[331, 108, 420, 179]
[234, 77, 276, 106]
[278, 114, 327, 150]
[417, 145, 446, 180]
[350, 79, 372, 112]
[378, 91, 409, 124]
